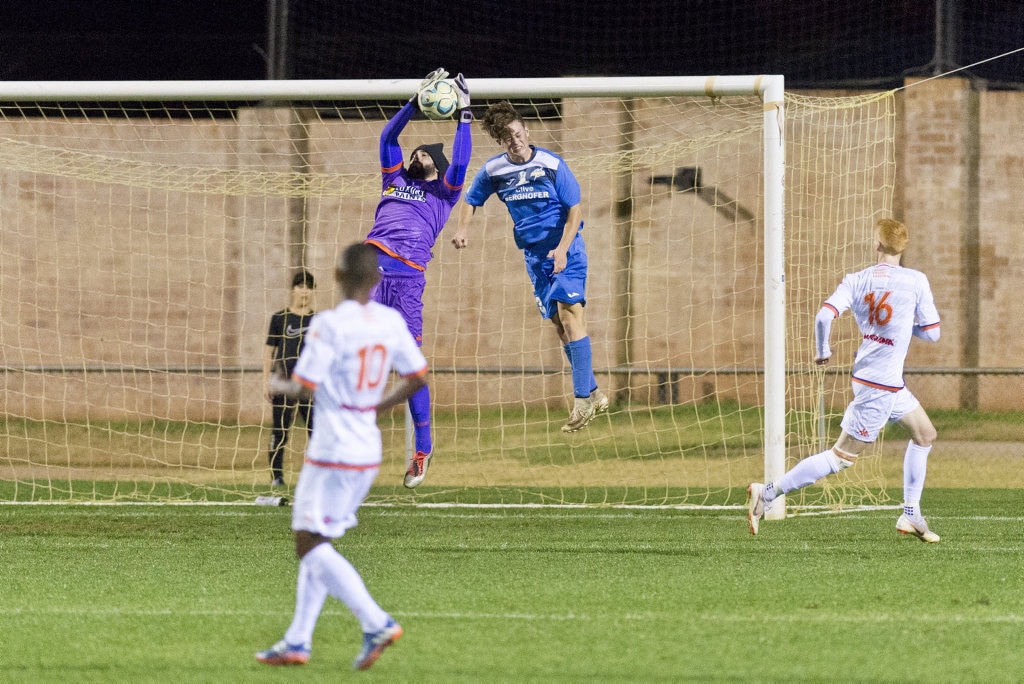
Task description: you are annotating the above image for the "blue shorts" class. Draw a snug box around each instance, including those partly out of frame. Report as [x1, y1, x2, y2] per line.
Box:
[523, 233, 588, 319]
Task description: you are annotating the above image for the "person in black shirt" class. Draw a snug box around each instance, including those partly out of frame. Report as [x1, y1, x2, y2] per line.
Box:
[262, 269, 316, 486]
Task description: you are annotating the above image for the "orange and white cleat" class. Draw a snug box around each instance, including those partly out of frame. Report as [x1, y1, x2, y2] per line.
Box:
[353, 618, 403, 670]
[404, 451, 431, 488]
[255, 640, 311, 666]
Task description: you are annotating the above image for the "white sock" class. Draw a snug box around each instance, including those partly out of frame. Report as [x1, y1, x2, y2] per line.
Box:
[305, 542, 389, 632]
[775, 450, 842, 495]
[903, 440, 931, 515]
[284, 554, 328, 646]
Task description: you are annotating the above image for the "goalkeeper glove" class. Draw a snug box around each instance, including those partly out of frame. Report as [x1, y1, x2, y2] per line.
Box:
[410, 67, 449, 102]
[453, 73, 472, 122]
[453, 73, 470, 109]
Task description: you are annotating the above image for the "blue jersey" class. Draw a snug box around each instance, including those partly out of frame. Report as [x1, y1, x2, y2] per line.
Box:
[365, 102, 472, 270]
[463, 146, 582, 252]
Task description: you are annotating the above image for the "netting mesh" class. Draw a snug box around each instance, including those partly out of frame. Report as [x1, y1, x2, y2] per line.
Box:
[0, 86, 896, 506]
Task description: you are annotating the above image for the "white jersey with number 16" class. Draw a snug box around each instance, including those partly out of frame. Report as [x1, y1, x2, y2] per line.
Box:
[822, 262, 940, 391]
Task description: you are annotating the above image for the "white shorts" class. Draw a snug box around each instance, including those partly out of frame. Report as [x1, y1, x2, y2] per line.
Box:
[840, 383, 921, 443]
[290, 461, 379, 538]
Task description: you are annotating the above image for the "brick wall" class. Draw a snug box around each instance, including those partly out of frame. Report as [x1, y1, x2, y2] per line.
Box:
[902, 78, 1023, 409]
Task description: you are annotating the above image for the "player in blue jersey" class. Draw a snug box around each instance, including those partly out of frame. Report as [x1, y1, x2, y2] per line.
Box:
[748, 219, 942, 542]
[453, 101, 608, 433]
[364, 68, 472, 489]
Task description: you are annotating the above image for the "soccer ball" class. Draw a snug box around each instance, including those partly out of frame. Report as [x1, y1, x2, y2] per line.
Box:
[417, 79, 459, 120]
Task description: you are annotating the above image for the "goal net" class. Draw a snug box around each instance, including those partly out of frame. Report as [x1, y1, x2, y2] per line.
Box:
[0, 78, 896, 509]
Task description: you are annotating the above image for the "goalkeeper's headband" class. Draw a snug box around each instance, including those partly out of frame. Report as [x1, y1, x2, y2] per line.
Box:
[412, 143, 449, 177]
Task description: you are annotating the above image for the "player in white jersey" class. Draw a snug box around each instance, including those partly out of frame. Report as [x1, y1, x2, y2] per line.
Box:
[748, 219, 943, 542]
[256, 243, 428, 671]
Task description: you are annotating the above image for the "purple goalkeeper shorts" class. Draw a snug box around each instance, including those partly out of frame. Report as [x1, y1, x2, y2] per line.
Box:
[371, 270, 426, 345]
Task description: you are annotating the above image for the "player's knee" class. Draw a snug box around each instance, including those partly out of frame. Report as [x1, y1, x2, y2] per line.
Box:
[914, 426, 937, 448]
[828, 449, 856, 472]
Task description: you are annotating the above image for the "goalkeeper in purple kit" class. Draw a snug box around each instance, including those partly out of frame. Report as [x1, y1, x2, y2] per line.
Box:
[453, 101, 607, 433]
[364, 68, 472, 488]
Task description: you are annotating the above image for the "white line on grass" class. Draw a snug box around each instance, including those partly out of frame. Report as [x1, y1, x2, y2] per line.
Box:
[0, 500, 900, 514]
[4, 501, 1023, 524]
[398, 610, 1024, 625]
[0, 500, 259, 506]
[7, 606, 1024, 625]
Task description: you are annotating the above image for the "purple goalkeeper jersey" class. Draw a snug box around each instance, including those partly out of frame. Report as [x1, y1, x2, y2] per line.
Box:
[365, 102, 472, 270]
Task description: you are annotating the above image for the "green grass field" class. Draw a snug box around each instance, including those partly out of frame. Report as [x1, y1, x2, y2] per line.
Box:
[2, 489, 1021, 682]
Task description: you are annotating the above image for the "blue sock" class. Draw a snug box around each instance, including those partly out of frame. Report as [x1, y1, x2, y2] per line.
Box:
[566, 337, 595, 399]
[566, 341, 598, 394]
[408, 385, 432, 454]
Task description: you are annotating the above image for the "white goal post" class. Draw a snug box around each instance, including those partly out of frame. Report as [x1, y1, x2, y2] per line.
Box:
[0, 75, 787, 507]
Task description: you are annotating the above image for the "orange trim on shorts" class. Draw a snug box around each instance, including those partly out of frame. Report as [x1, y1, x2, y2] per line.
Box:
[364, 240, 425, 271]
[851, 376, 902, 392]
[304, 457, 380, 471]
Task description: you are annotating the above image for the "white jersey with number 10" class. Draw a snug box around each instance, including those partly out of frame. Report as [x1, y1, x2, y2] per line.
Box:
[293, 300, 427, 467]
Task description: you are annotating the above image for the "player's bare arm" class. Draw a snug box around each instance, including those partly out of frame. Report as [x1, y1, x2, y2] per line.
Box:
[262, 344, 277, 401]
[266, 368, 312, 400]
[547, 204, 583, 274]
[452, 202, 476, 249]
